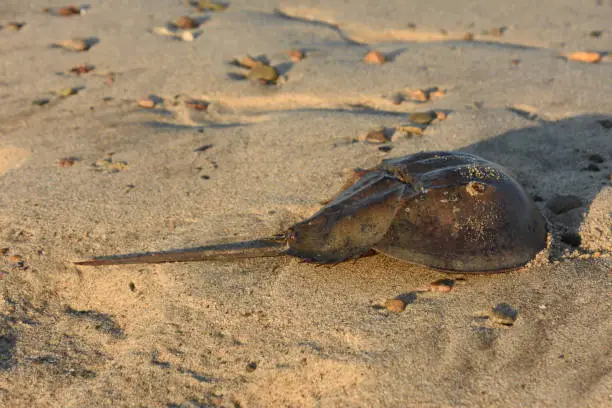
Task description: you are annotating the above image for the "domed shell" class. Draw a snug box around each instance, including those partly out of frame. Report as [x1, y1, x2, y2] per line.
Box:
[286, 151, 547, 272]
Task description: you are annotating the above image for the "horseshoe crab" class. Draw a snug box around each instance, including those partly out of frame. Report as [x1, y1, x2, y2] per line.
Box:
[75, 151, 547, 272]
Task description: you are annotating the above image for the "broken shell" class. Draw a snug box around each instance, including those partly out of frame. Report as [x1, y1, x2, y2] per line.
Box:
[363, 51, 386, 64]
[360, 128, 389, 144]
[57, 87, 78, 97]
[567, 51, 601, 63]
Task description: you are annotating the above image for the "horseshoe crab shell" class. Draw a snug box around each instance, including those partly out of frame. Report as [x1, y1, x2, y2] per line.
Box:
[286, 151, 547, 272]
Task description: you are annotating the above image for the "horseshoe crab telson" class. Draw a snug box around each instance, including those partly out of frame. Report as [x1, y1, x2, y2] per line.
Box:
[75, 151, 547, 272]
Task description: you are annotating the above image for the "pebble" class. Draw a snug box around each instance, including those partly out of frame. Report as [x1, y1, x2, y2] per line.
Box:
[360, 128, 388, 144]
[487, 27, 505, 37]
[58, 6, 81, 16]
[409, 111, 435, 125]
[175, 16, 200, 29]
[435, 111, 448, 120]
[384, 298, 406, 313]
[462, 32, 475, 41]
[54, 39, 89, 52]
[363, 51, 386, 64]
[8, 255, 23, 264]
[32, 98, 50, 106]
[70, 64, 95, 74]
[245, 362, 257, 372]
[137, 98, 156, 109]
[589, 30, 602, 38]
[430, 279, 454, 292]
[185, 100, 209, 110]
[5, 22, 25, 31]
[57, 87, 78, 97]
[0, 248, 8, 255]
[545, 195, 582, 214]
[58, 158, 76, 167]
[247, 64, 279, 84]
[489, 303, 518, 326]
[288, 49, 305, 62]
[567, 51, 601, 63]
[409, 89, 428, 102]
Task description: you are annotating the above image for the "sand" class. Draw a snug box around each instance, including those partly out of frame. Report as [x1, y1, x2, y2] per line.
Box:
[0, 1, 611, 407]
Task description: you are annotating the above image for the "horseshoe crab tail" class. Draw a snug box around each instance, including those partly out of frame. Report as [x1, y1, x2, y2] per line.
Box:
[73, 236, 289, 266]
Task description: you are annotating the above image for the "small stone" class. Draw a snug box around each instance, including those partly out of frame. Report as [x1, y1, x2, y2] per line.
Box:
[567, 51, 601, 63]
[58, 158, 76, 167]
[430, 279, 454, 292]
[57, 87, 78, 97]
[180, 31, 195, 42]
[245, 362, 257, 372]
[488, 27, 505, 37]
[598, 120, 612, 129]
[185, 100, 208, 110]
[462, 32, 474, 41]
[409, 89, 429, 102]
[363, 50, 386, 64]
[561, 231, 581, 247]
[511, 59, 521, 67]
[489, 303, 518, 325]
[70, 64, 95, 74]
[5, 22, 25, 31]
[409, 111, 435, 125]
[429, 89, 446, 100]
[32, 98, 50, 106]
[435, 111, 448, 120]
[588, 154, 605, 163]
[378, 145, 393, 152]
[54, 38, 89, 52]
[288, 49, 305, 62]
[589, 30, 602, 38]
[58, 6, 81, 16]
[175, 16, 199, 29]
[0, 248, 8, 255]
[234, 55, 260, 69]
[247, 64, 279, 84]
[8, 255, 23, 264]
[361, 128, 388, 144]
[137, 98, 156, 109]
[384, 298, 406, 313]
[546, 195, 582, 214]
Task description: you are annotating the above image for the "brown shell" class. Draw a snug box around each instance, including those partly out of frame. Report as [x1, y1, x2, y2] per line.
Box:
[286, 151, 547, 272]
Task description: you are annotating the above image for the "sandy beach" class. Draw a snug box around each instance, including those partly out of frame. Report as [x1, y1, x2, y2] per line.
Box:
[1, 1, 611, 406]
